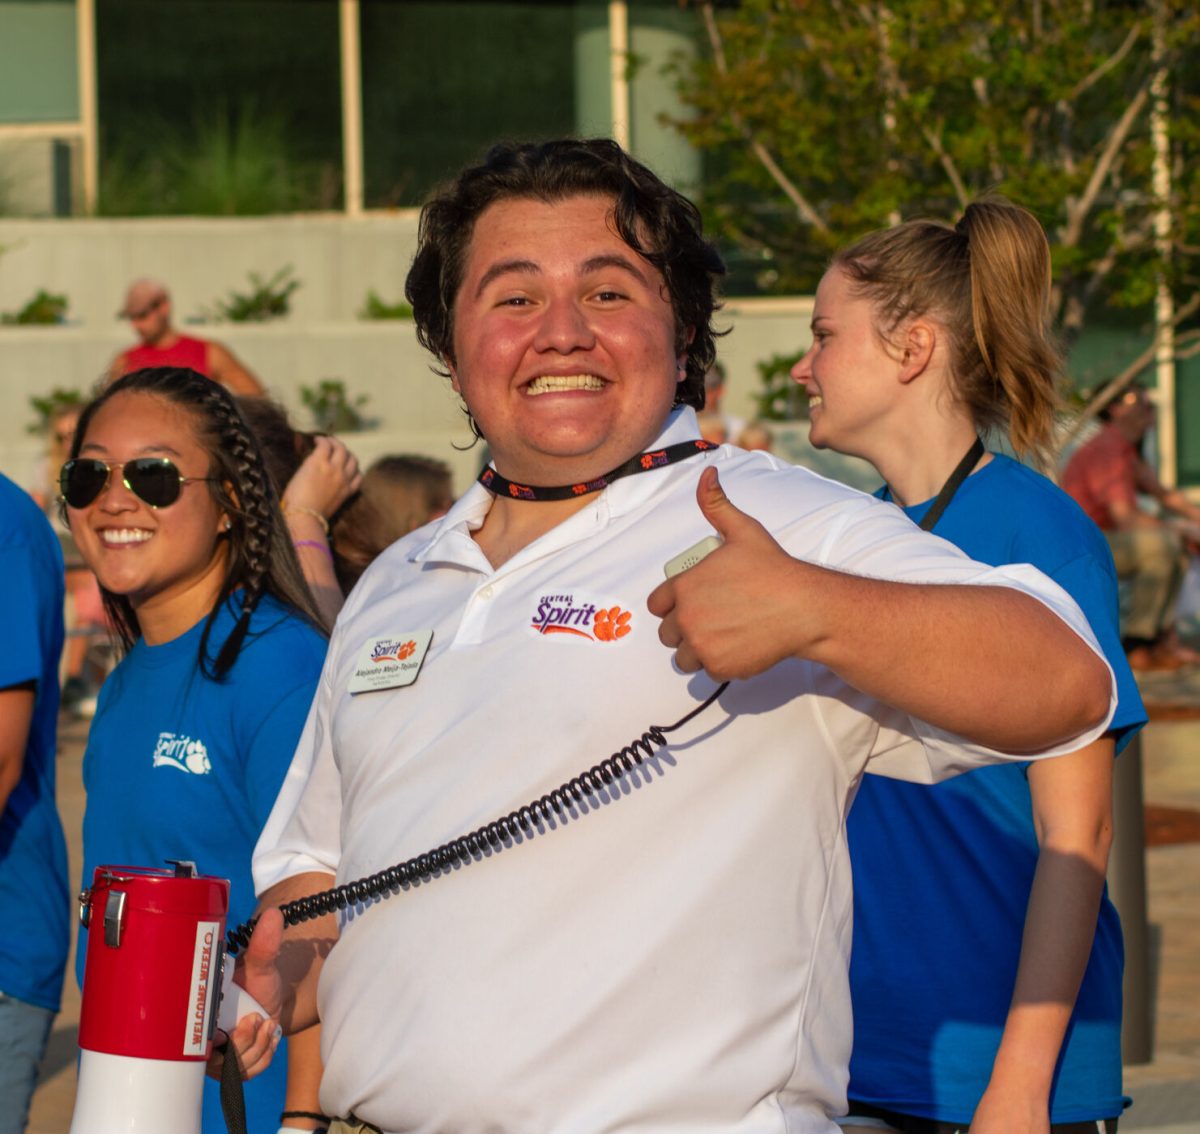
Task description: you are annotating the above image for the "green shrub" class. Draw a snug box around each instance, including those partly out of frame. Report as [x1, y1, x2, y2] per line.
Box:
[755, 350, 807, 422]
[98, 102, 327, 217]
[359, 290, 413, 320]
[208, 266, 300, 323]
[2, 289, 69, 326]
[300, 379, 373, 433]
[28, 387, 84, 435]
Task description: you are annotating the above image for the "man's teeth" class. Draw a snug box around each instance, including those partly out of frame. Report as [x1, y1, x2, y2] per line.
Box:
[526, 374, 605, 396]
[101, 529, 152, 545]
[808, 395, 824, 408]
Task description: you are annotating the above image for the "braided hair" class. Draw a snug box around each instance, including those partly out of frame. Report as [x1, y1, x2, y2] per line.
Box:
[68, 367, 326, 679]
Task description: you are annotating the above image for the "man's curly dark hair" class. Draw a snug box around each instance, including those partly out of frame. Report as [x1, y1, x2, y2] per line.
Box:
[404, 137, 726, 412]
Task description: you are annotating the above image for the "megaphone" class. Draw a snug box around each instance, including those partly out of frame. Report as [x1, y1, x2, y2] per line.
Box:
[69, 861, 266, 1134]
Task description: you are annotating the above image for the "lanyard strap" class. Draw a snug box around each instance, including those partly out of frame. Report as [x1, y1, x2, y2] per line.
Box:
[477, 439, 718, 502]
[912, 436, 986, 533]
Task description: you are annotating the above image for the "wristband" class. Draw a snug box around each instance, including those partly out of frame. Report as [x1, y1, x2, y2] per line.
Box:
[293, 539, 334, 562]
[280, 1109, 330, 1132]
[283, 505, 329, 534]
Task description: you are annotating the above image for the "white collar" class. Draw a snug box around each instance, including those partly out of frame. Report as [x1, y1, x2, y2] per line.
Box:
[411, 406, 709, 572]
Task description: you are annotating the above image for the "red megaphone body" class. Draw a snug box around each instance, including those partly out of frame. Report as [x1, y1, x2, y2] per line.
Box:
[70, 862, 229, 1134]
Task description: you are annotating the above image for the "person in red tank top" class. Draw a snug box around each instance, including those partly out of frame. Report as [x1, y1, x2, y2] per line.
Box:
[1062, 385, 1200, 669]
[109, 278, 265, 396]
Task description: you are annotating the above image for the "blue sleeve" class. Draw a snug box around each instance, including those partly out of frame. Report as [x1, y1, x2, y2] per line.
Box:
[0, 544, 45, 689]
[240, 677, 320, 829]
[231, 619, 326, 830]
[1047, 550, 1145, 753]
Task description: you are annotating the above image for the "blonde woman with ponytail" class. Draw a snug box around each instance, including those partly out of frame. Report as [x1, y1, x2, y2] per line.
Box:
[793, 199, 1144, 1134]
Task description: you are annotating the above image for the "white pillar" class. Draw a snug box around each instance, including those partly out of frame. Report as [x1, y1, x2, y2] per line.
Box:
[77, 0, 98, 215]
[340, 0, 364, 217]
[609, 1, 630, 149]
[1151, 3, 1175, 486]
[627, 8, 702, 193]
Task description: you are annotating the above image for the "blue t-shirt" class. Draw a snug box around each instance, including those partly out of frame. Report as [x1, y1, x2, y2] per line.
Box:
[848, 454, 1145, 1124]
[0, 474, 69, 1013]
[78, 593, 326, 1134]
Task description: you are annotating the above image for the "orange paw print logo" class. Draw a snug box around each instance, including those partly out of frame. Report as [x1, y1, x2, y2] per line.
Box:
[592, 606, 632, 642]
[397, 640, 417, 660]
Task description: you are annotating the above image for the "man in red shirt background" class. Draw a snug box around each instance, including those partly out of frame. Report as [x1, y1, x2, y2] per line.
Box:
[108, 277, 264, 395]
[1062, 384, 1200, 669]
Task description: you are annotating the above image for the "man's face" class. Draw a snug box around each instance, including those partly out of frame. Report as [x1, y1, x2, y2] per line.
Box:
[125, 289, 171, 346]
[448, 194, 686, 485]
[1111, 388, 1156, 441]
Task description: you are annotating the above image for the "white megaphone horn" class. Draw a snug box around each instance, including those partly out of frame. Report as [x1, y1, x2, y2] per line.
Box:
[69, 861, 270, 1134]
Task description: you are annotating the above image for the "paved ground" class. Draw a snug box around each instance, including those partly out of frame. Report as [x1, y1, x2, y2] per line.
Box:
[28, 711, 85, 1134]
[1120, 665, 1200, 1132]
[29, 675, 1200, 1132]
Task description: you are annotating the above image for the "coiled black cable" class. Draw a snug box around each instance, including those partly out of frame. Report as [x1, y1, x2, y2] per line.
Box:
[226, 681, 728, 955]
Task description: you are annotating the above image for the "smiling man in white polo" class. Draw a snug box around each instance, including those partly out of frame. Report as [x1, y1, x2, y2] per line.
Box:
[226, 139, 1114, 1134]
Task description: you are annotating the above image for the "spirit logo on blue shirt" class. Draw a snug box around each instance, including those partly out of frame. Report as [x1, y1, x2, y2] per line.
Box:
[151, 732, 212, 775]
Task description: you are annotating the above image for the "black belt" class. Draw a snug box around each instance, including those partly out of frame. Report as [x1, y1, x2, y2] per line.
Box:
[846, 1101, 1119, 1134]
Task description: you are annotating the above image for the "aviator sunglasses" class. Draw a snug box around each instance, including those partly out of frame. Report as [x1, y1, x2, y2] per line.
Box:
[59, 457, 216, 510]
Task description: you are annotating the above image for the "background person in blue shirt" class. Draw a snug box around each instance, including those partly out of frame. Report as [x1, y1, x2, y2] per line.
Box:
[0, 472, 70, 1134]
[63, 367, 330, 1134]
[793, 197, 1145, 1134]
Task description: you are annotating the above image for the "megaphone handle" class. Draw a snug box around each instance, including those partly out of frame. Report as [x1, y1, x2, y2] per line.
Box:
[217, 956, 273, 1034]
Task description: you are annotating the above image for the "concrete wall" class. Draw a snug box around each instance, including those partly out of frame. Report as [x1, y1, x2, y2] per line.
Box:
[0, 213, 423, 325]
[0, 214, 833, 495]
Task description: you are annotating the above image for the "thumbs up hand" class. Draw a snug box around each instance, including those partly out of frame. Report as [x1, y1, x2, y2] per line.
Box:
[648, 467, 809, 681]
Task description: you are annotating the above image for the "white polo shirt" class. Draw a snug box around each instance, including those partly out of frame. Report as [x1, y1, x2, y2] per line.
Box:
[255, 408, 1113, 1134]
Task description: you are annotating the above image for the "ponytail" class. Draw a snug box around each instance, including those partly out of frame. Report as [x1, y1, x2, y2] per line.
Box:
[957, 199, 1062, 466]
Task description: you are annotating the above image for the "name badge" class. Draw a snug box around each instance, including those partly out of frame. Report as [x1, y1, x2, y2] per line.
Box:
[348, 631, 433, 694]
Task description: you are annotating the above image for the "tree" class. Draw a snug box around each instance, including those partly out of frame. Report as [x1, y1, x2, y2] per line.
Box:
[672, 0, 1200, 368]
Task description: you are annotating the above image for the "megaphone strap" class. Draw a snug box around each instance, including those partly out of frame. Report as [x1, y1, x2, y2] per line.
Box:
[218, 1035, 248, 1134]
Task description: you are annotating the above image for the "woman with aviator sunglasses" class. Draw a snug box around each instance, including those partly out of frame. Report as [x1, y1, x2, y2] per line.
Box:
[63, 367, 331, 1134]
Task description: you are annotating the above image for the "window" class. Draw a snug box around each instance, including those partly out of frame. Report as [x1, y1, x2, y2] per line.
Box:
[360, 1, 579, 209]
[95, 0, 342, 214]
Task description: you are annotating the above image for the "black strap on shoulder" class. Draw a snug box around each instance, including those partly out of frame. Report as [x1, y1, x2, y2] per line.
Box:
[918, 436, 985, 533]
